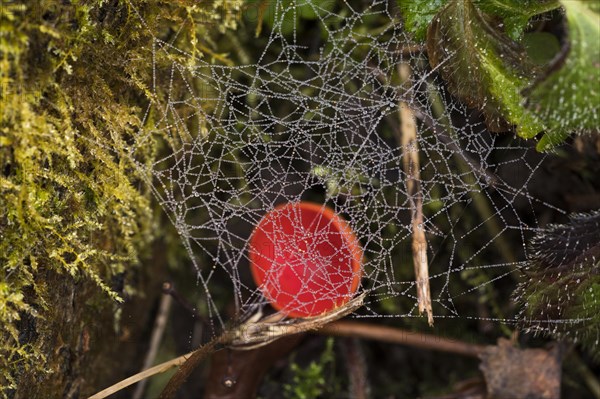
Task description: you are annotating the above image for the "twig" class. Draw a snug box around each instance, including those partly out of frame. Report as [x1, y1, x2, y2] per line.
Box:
[161, 293, 365, 397]
[320, 320, 485, 358]
[426, 83, 517, 265]
[86, 328, 227, 399]
[159, 335, 225, 399]
[91, 292, 490, 399]
[162, 281, 202, 320]
[341, 338, 370, 399]
[414, 109, 500, 188]
[88, 293, 367, 398]
[397, 62, 434, 326]
[229, 292, 367, 350]
[132, 287, 173, 399]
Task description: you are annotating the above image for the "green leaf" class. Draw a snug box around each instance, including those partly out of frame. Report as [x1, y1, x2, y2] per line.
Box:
[426, 0, 544, 136]
[526, 1, 600, 151]
[474, 0, 560, 40]
[398, 0, 560, 42]
[397, 0, 448, 41]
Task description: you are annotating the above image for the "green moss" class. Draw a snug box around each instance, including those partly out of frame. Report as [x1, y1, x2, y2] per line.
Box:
[284, 338, 338, 399]
[0, 0, 240, 395]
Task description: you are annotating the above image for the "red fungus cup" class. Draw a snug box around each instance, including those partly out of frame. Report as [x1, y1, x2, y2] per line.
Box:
[249, 202, 363, 318]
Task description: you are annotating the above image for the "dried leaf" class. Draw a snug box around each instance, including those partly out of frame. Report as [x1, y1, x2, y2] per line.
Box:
[479, 339, 562, 399]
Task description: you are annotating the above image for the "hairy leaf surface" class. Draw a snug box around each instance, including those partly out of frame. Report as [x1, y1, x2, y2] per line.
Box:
[426, 0, 544, 136]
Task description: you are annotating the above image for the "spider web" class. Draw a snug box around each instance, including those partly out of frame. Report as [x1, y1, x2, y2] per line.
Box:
[125, 0, 577, 338]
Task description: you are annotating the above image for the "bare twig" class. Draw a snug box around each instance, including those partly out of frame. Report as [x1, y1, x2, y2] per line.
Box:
[342, 338, 370, 399]
[320, 320, 484, 358]
[88, 293, 367, 399]
[159, 335, 225, 399]
[426, 83, 517, 265]
[414, 109, 500, 188]
[161, 292, 366, 397]
[230, 292, 367, 350]
[397, 62, 433, 326]
[367, 58, 500, 193]
[132, 287, 173, 399]
[162, 281, 203, 320]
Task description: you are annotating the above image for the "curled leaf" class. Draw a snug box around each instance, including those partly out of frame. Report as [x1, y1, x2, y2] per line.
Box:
[403, 0, 597, 151]
[526, 1, 600, 151]
[474, 0, 560, 41]
[426, 0, 544, 136]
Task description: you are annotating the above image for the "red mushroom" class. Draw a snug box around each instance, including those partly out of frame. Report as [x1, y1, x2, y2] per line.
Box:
[249, 202, 363, 318]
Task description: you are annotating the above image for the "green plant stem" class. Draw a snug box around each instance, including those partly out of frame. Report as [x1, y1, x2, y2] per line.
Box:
[427, 82, 518, 265]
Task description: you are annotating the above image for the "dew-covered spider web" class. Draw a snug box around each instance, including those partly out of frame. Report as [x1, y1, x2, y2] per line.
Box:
[123, 0, 588, 340]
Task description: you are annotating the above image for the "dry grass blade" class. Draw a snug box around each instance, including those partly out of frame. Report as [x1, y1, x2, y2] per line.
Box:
[398, 62, 433, 326]
[87, 350, 198, 399]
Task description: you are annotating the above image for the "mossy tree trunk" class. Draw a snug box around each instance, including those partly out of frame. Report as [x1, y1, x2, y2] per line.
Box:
[0, 1, 240, 396]
[14, 268, 164, 398]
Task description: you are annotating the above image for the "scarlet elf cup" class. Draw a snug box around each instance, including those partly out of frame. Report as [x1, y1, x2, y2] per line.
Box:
[249, 202, 363, 318]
